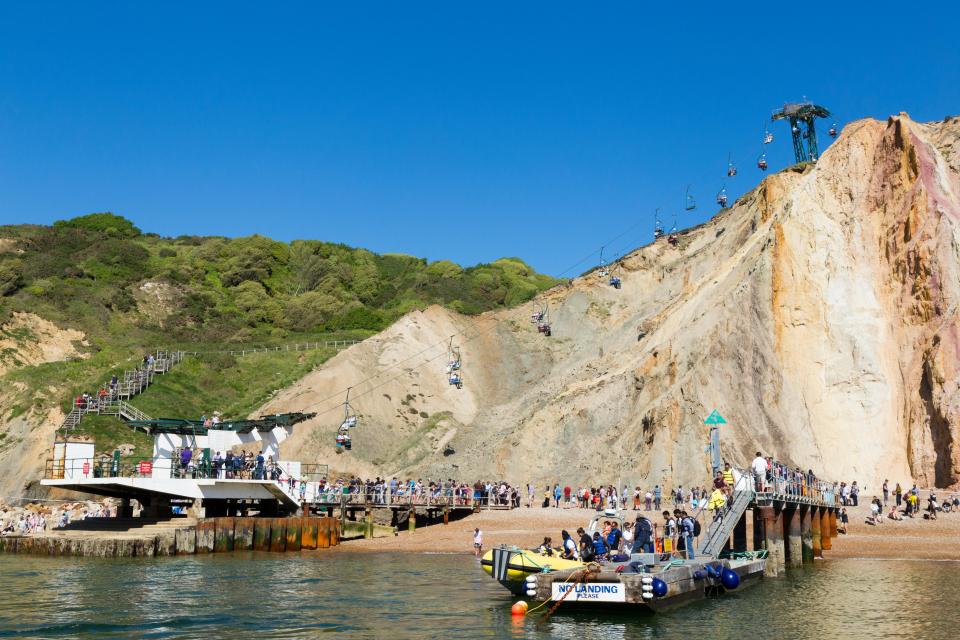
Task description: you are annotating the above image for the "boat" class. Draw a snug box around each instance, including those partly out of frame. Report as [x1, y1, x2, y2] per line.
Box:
[480, 507, 767, 610]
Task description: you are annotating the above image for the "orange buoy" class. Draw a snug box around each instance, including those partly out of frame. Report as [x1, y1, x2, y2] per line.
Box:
[511, 601, 528, 616]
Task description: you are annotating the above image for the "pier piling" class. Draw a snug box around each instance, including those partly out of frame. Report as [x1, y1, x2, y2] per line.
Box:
[234, 517, 255, 551]
[785, 507, 802, 568]
[253, 518, 271, 551]
[270, 518, 287, 552]
[302, 517, 318, 550]
[800, 506, 813, 563]
[214, 517, 235, 553]
[811, 506, 822, 558]
[196, 519, 215, 553]
[733, 514, 747, 552]
[820, 509, 832, 551]
[760, 506, 778, 577]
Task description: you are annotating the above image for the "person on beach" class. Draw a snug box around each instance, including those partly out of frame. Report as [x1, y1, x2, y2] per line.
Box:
[633, 487, 641, 510]
[654, 485, 662, 510]
[888, 504, 903, 521]
[895, 482, 903, 507]
[473, 528, 483, 557]
[883, 479, 889, 505]
[838, 508, 849, 533]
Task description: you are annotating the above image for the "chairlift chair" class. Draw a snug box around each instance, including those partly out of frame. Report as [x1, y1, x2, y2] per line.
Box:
[608, 261, 622, 289]
[598, 248, 609, 277]
[536, 305, 552, 336]
[828, 123, 838, 138]
[336, 389, 359, 451]
[727, 153, 737, 177]
[668, 215, 679, 246]
[716, 186, 728, 208]
[447, 337, 463, 388]
[764, 130, 774, 145]
[684, 185, 696, 211]
[757, 153, 768, 171]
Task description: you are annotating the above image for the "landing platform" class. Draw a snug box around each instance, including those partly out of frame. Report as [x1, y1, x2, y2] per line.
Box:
[40, 477, 300, 509]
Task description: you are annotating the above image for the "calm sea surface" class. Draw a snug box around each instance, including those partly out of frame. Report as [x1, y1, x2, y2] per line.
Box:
[0, 552, 957, 639]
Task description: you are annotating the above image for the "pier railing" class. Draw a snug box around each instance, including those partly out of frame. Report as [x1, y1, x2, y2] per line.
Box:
[310, 492, 513, 510]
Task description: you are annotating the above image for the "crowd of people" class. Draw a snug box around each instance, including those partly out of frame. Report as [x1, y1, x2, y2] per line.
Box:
[0, 500, 114, 536]
[73, 354, 159, 412]
[862, 480, 960, 525]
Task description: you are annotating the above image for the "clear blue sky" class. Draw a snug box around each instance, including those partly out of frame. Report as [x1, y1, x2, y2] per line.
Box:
[2, 2, 958, 275]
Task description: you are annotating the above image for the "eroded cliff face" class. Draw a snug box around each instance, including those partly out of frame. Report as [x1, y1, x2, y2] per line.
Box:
[262, 114, 960, 490]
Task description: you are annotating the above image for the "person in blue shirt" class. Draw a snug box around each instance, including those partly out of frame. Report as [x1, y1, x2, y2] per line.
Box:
[654, 485, 662, 510]
[592, 532, 608, 560]
[554, 484, 562, 508]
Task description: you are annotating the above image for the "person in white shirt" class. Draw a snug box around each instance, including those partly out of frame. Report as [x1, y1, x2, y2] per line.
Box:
[751, 452, 767, 491]
[473, 528, 483, 557]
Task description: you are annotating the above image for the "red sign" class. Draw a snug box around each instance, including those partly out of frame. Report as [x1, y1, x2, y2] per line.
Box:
[138, 461, 153, 475]
[82, 461, 90, 477]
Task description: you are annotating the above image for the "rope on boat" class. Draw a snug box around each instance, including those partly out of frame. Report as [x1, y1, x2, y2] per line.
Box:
[531, 562, 603, 624]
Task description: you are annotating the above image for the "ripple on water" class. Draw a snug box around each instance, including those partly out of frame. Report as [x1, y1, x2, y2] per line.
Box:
[0, 555, 958, 639]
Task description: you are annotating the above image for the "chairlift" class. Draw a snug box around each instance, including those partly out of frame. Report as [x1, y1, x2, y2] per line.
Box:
[447, 337, 463, 389]
[668, 214, 679, 246]
[608, 260, 622, 289]
[531, 302, 546, 324]
[716, 186, 728, 208]
[536, 304, 552, 337]
[828, 123, 838, 138]
[653, 208, 664, 240]
[684, 185, 696, 211]
[763, 128, 774, 145]
[598, 247, 609, 278]
[727, 153, 737, 177]
[757, 153, 768, 171]
[335, 389, 359, 453]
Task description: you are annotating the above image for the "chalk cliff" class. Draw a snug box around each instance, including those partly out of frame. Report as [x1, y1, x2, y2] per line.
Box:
[262, 114, 960, 490]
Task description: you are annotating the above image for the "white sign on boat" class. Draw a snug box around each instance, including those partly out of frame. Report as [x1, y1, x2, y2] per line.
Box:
[552, 582, 625, 603]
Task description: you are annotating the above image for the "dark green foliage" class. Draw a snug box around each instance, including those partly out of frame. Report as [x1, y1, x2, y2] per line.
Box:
[1, 216, 560, 346]
[53, 212, 141, 238]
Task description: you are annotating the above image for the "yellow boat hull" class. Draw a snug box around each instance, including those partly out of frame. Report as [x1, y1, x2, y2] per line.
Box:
[480, 548, 583, 587]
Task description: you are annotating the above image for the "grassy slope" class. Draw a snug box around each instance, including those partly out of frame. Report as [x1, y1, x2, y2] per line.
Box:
[0, 213, 559, 460]
[76, 349, 338, 456]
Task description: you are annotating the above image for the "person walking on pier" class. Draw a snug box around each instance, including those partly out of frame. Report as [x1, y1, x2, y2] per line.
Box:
[751, 452, 766, 492]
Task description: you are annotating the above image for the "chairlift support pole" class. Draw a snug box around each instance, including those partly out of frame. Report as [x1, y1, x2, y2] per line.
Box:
[771, 102, 831, 164]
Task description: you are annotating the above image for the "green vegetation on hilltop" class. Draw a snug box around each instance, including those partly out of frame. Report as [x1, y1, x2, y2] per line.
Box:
[0, 213, 559, 340]
[0, 213, 560, 443]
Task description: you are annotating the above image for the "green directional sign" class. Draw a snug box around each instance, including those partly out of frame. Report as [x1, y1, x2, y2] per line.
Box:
[704, 409, 727, 425]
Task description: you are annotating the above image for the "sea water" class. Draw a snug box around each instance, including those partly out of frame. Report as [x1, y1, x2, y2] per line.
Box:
[0, 552, 957, 638]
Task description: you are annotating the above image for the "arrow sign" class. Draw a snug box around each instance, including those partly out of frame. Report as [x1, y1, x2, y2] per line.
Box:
[704, 409, 727, 425]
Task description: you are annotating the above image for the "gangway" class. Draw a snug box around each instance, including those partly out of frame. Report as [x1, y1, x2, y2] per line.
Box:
[698, 479, 755, 557]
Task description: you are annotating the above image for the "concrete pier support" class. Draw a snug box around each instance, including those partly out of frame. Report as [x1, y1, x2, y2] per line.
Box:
[772, 507, 786, 574]
[760, 506, 778, 577]
[820, 509, 832, 551]
[785, 508, 802, 568]
[408, 509, 416, 533]
[800, 506, 813, 563]
[364, 506, 374, 539]
[811, 507, 822, 558]
[752, 509, 763, 552]
[733, 514, 748, 552]
[829, 509, 838, 538]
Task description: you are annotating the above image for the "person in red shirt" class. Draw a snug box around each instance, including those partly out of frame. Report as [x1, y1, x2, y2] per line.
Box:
[563, 485, 571, 506]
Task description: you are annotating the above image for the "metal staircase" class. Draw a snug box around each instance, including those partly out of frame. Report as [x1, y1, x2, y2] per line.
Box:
[698, 486, 755, 557]
[59, 350, 184, 433]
